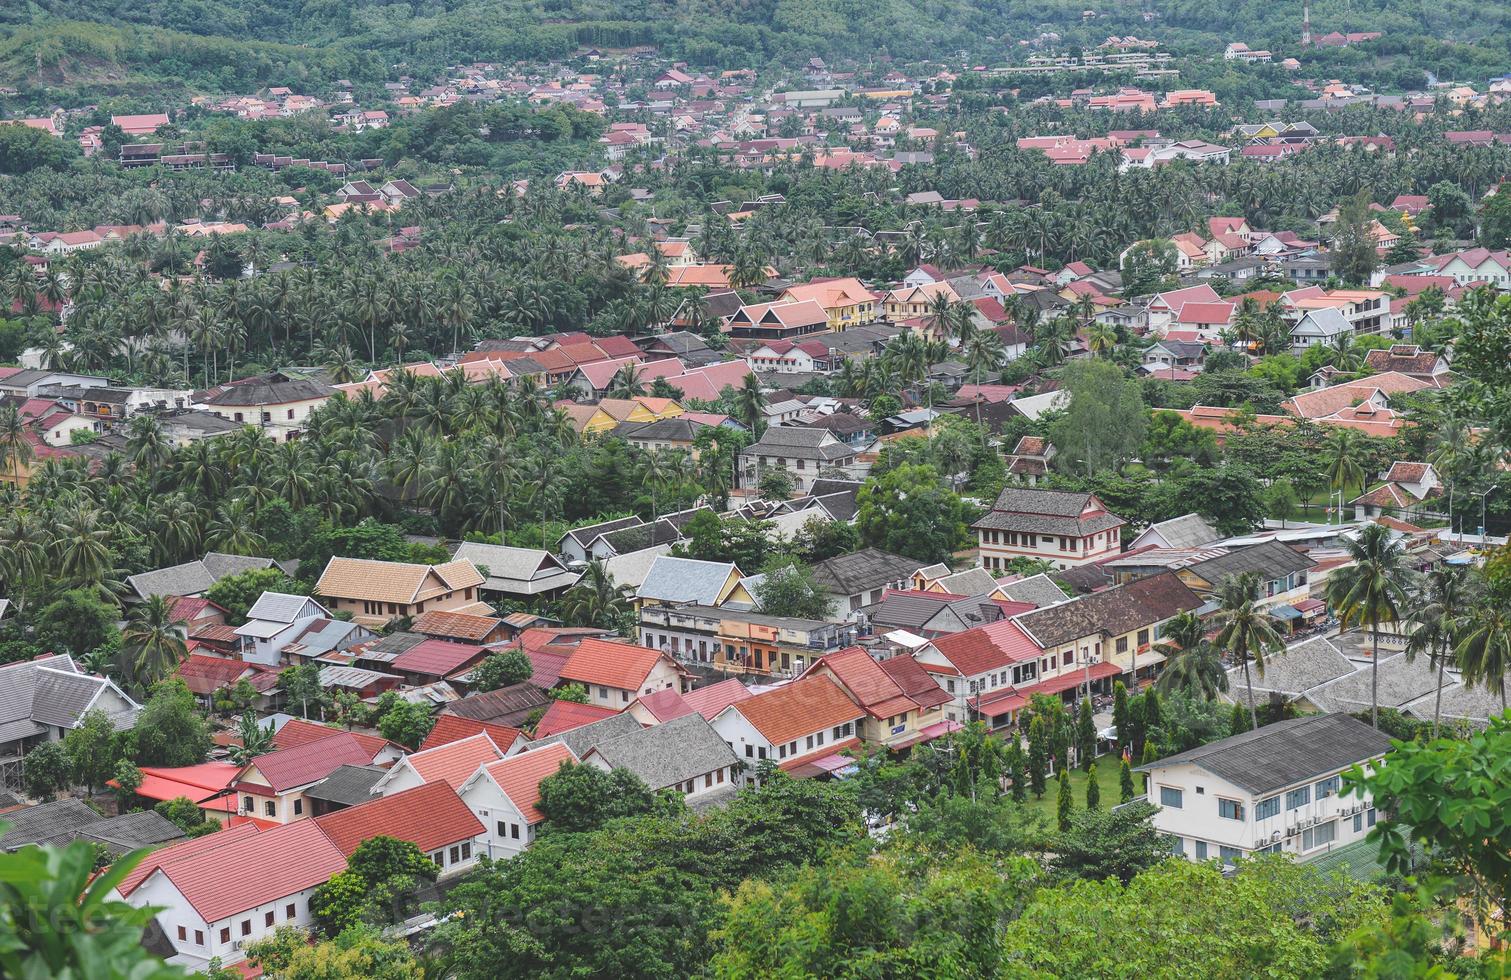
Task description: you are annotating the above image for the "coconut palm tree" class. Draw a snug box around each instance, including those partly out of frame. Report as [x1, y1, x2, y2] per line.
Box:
[1326, 523, 1410, 728]
[1212, 572, 1284, 731]
[1150, 611, 1225, 699]
[0, 404, 34, 483]
[1085, 321, 1117, 357]
[606, 363, 646, 399]
[119, 595, 189, 692]
[1455, 599, 1511, 710]
[1403, 565, 1475, 736]
[560, 560, 632, 631]
[733, 372, 765, 434]
[1324, 428, 1366, 521]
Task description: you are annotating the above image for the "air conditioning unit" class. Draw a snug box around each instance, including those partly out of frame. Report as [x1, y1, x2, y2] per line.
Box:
[1285, 825, 1299, 837]
[1269, 830, 1281, 843]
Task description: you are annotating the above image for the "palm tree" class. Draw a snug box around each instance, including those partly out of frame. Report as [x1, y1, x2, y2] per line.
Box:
[606, 363, 646, 399]
[0, 405, 34, 482]
[1324, 429, 1366, 521]
[1403, 565, 1475, 736]
[1456, 599, 1511, 710]
[1150, 611, 1224, 698]
[1085, 321, 1117, 357]
[1212, 572, 1284, 731]
[119, 595, 189, 692]
[560, 560, 632, 631]
[733, 372, 764, 434]
[1326, 523, 1410, 728]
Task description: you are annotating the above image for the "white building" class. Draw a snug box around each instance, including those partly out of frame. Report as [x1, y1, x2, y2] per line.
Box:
[458, 742, 577, 860]
[1140, 713, 1393, 865]
[234, 592, 334, 666]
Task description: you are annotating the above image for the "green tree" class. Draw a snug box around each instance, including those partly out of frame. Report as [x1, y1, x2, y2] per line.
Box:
[310, 835, 439, 936]
[1479, 190, 1511, 249]
[65, 707, 121, 797]
[1047, 359, 1147, 476]
[1084, 761, 1100, 810]
[375, 699, 433, 750]
[1052, 801, 1170, 884]
[112, 759, 143, 809]
[1056, 768, 1074, 831]
[1230, 699, 1252, 735]
[34, 588, 118, 658]
[119, 595, 189, 693]
[1119, 758, 1135, 803]
[0, 838, 190, 979]
[155, 796, 210, 835]
[1213, 572, 1284, 731]
[752, 559, 832, 620]
[130, 680, 211, 767]
[280, 663, 329, 720]
[469, 650, 534, 692]
[1331, 190, 1380, 286]
[1326, 523, 1409, 728]
[204, 567, 307, 625]
[228, 710, 273, 765]
[756, 468, 794, 502]
[246, 924, 420, 979]
[22, 740, 72, 799]
[1112, 681, 1130, 749]
[1027, 717, 1048, 799]
[856, 463, 968, 563]
[536, 761, 661, 833]
[1005, 738, 1028, 803]
[1075, 697, 1095, 771]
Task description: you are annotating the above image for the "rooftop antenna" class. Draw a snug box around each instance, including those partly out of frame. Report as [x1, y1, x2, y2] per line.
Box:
[1302, 0, 1312, 45]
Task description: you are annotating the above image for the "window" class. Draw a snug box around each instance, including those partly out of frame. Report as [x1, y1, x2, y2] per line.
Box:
[264, 800, 276, 817]
[286, 904, 295, 920]
[1353, 812, 1362, 833]
[1159, 786, 1183, 808]
[1256, 842, 1283, 855]
[1218, 798, 1245, 821]
[461, 842, 471, 860]
[243, 795, 253, 812]
[265, 911, 275, 927]
[1301, 820, 1337, 852]
[293, 799, 302, 816]
[1137, 629, 1150, 646]
[705, 772, 713, 788]
[745, 744, 753, 758]
[757, 746, 767, 760]
[498, 820, 507, 836]
[778, 744, 787, 759]
[1168, 836, 1184, 856]
[1218, 846, 1243, 864]
[621, 691, 629, 703]
[806, 735, 815, 750]
[220, 928, 230, 944]
[241, 921, 251, 937]
[177, 926, 187, 941]
[1285, 787, 1310, 809]
[1195, 840, 1207, 860]
[431, 851, 444, 866]
[510, 824, 520, 840]
[1256, 797, 1280, 820]
[599, 686, 609, 698]
[450, 846, 460, 863]
[1116, 637, 1128, 654]
[1367, 808, 1377, 827]
[1314, 775, 1340, 799]
[195, 930, 204, 945]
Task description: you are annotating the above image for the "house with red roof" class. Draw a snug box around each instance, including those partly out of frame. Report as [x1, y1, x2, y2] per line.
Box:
[532, 698, 620, 737]
[313, 780, 483, 876]
[799, 648, 953, 749]
[230, 732, 381, 823]
[113, 820, 345, 970]
[557, 636, 690, 709]
[914, 619, 1046, 728]
[418, 713, 523, 753]
[626, 676, 752, 726]
[457, 742, 577, 859]
[370, 731, 508, 796]
[118, 762, 244, 824]
[709, 674, 866, 780]
[388, 638, 489, 684]
[270, 718, 401, 763]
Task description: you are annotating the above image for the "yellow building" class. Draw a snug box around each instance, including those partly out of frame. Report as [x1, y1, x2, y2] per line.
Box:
[778, 278, 879, 331]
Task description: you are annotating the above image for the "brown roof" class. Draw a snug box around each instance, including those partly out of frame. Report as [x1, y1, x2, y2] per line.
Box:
[731, 675, 864, 745]
[1015, 572, 1202, 648]
[411, 609, 503, 641]
[315, 557, 484, 605]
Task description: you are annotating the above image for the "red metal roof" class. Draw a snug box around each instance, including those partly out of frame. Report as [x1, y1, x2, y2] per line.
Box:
[481, 742, 576, 824]
[681, 678, 752, 719]
[390, 638, 487, 677]
[174, 654, 251, 696]
[126, 762, 240, 805]
[927, 619, 1043, 677]
[272, 718, 392, 760]
[244, 732, 374, 793]
[531, 699, 618, 737]
[418, 713, 521, 753]
[116, 823, 263, 897]
[313, 781, 483, 857]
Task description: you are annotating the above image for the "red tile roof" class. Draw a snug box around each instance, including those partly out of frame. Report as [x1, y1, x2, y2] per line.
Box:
[632, 688, 694, 723]
[732, 675, 865, 746]
[402, 732, 505, 789]
[117, 823, 263, 897]
[481, 743, 577, 824]
[805, 647, 914, 719]
[272, 718, 392, 760]
[558, 637, 669, 692]
[532, 699, 619, 737]
[926, 619, 1042, 677]
[168, 821, 346, 922]
[390, 638, 487, 677]
[877, 655, 951, 710]
[243, 732, 374, 793]
[681, 678, 753, 719]
[313, 781, 483, 857]
[418, 713, 522, 753]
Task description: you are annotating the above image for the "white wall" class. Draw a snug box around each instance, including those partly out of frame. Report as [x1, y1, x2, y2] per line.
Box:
[459, 775, 535, 860]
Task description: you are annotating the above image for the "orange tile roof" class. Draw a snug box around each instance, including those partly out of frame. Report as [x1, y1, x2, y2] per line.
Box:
[313, 781, 483, 857]
[732, 675, 865, 746]
[418, 713, 522, 753]
[805, 647, 914, 719]
[482, 742, 577, 823]
[144, 821, 347, 923]
[315, 557, 483, 605]
[532, 699, 619, 736]
[558, 637, 669, 692]
[404, 732, 505, 789]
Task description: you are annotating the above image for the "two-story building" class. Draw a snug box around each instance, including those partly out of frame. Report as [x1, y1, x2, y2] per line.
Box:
[314, 556, 488, 628]
[233, 592, 339, 667]
[1174, 541, 1316, 615]
[973, 487, 1125, 571]
[710, 674, 866, 779]
[457, 742, 577, 860]
[800, 647, 954, 749]
[738, 426, 858, 492]
[192, 371, 333, 442]
[776, 277, 879, 330]
[230, 732, 378, 824]
[809, 547, 921, 620]
[638, 603, 853, 676]
[1140, 713, 1392, 865]
[914, 618, 1046, 727]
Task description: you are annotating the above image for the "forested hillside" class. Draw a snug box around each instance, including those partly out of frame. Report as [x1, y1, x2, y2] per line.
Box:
[1, 0, 1506, 98]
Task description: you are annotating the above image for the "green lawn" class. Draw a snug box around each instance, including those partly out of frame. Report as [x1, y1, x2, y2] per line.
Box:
[1019, 757, 1134, 821]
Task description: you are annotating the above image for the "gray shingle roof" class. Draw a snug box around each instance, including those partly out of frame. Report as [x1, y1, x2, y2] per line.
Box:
[1142, 514, 1221, 549]
[561, 516, 645, 550]
[201, 552, 276, 580]
[1139, 713, 1393, 795]
[600, 520, 681, 556]
[988, 487, 1097, 518]
[999, 573, 1069, 608]
[637, 557, 739, 605]
[743, 426, 853, 461]
[245, 592, 318, 624]
[1305, 652, 1442, 714]
[0, 799, 104, 850]
[127, 561, 217, 600]
[79, 811, 186, 854]
[810, 548, 920, 596]
[586, 713, 740, 792]
[531, 713, 644, 758]
[197, 372, 333, 406]
[29, 669, 108, 728]
[1227, 637, 1357, 698]
[1185, 540, 1315, 586]
[304, 764, 387, 806]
